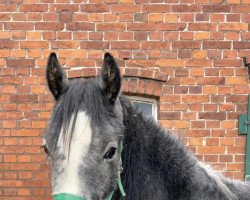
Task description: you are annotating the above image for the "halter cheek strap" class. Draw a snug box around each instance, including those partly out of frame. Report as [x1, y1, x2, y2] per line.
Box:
[108, 140, 126, 199]
[53, 140, 126, 200]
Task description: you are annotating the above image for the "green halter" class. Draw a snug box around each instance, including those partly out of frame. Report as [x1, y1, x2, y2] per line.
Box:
[108, 140, 126, 200]
[53, 140, 126, 200]
[54, 193, 86, 200]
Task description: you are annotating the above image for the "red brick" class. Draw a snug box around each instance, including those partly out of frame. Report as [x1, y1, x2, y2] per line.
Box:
[0, 14, 11, 21]
[10, 95, 38, 103]
[103, 14, 118, 22]
[19, 4, 48, 12]
[174, 86, 188, 94]
[81, 41, 109, 49]
[234, 42, 250, 49]
[35, 22, 64, 30]
[185, 130, 210, 137]
[128, 23, 156, 31]
[182, 95, 209, 103]
[173, 41, 200, 49]
[195, 14, 209, 21]
[197, 77, 225, 85]
[227, 14, 240, 22]
[141, 41, 170, 50]
[202, 5, 230, 13]
[161, 95, 181, 102]
[112, 4, 141, 13]
[10, 163, 39, 171]
[219, 23, 248, 31]
[6, 59, 35, 68]
[97, 23, 126, 31]
[66, 22, 95, 31]
[134, 32, 147, 40]
[128, 78, 138, 94]
[198, 146, 225, 154]
[119, 32, 133, 41]
[28, 13, 42, 21]
[204, 41, 231, 49]
[199, 112, 226, 120]
[219, 155, 233, 162]
[189, 23, 216, 31]
[52, 41, 79, 49]
[189, 137, 203, 146]
[18, 188, 31, 196]
[231, 5, 250, 13]
[149, 13, 164, 22]
[81, 4, 110, 12]
[154, 71, 168, 81]
[142, 4, 171, 12]
[191, 121, 205, 129]
[214, 59, 242, 67]
[2, 121, 16, 128]
[157, 23, 186, 31]
[11, 130, 40, 137]
[159, 112, 181, 120]
[111, 41, 139, 49]
[54, 4, 79, 12]
[211, 32, 224, 40]
[155, 59, 184, 67]
[134, 13, 148, 22]
[204, 155, 218, 162]
[172, 4, 201, 12]
[18, 155, 31, 163]
[134, 79, 144, 94]
[4, 22, 33, 30]
[20, 41, 48, 49]
[206, 138, 219, 146]
[0, 4, 16, 12]
[220, 138, 234, 146]
[227, 163, 245, 171]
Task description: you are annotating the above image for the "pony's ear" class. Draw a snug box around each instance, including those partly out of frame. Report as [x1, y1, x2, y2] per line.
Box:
[46, 53, 69, 101]
[101, 53, 121, 104]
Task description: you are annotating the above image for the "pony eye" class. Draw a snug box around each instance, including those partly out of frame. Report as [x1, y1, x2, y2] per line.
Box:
[41, 145, 50, 155]
[103, 147, 117, 159]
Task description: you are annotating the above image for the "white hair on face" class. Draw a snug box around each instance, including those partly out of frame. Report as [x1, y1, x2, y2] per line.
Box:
[53, 111, 92, 199]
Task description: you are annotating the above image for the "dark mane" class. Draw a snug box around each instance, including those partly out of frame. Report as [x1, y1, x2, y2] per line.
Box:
[117, 97, 196, 199]
[112, 97, 250, 200]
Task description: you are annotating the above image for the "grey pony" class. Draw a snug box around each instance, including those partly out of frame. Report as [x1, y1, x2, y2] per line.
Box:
[44, 52, 250, 200]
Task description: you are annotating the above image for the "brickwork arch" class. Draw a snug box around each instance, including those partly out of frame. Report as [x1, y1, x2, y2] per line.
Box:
[67, 68, 168, 99]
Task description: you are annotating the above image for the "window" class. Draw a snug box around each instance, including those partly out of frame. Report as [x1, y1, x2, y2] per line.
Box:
[127, 96, 158, 121]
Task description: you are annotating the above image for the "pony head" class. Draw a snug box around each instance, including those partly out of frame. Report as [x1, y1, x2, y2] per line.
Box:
[44, 53, 124, 200]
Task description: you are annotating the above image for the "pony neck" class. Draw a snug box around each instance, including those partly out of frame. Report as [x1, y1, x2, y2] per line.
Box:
[119, 100, 196, 199]
[116, 98, 250, 200]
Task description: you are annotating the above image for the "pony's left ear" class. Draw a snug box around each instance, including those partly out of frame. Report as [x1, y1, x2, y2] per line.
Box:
[46, 53, 69, 101]
[101, 53, 121, 104]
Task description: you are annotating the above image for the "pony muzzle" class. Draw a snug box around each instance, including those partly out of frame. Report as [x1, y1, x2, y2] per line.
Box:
[53, 193, 86, 200]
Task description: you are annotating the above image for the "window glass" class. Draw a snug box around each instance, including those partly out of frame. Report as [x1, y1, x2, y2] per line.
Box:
[132, 101, 153, 117]
[127, 96, 157, 120]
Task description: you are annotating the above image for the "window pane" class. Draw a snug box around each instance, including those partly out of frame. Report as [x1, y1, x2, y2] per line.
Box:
[132, 102, 153, 117]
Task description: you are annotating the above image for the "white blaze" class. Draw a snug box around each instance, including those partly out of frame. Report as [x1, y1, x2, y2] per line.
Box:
[53, 111, 92, 197]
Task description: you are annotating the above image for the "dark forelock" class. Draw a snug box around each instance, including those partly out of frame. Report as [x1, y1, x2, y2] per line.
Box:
[45, 77, 116, 155]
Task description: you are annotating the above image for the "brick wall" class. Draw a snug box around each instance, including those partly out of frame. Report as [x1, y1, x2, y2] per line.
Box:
[0, 0, 250, 199]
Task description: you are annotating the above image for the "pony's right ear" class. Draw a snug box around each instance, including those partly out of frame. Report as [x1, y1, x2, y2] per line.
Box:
[46, 53, 69, 101]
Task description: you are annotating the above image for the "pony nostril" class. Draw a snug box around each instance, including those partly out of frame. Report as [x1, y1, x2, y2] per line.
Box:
[103, 147, 117, 159]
